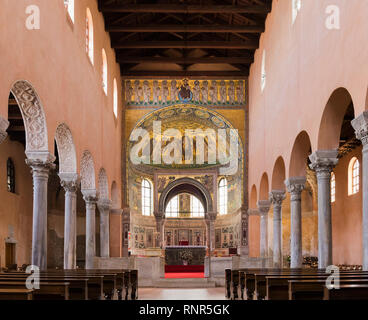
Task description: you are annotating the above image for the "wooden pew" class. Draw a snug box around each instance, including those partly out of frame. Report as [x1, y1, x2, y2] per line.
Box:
[242, 268, 316, 300]
[0, 280, 70, 300]
[266, 273, 368, 300]
[268, 271, 368, 300]
[324, 284, 368, 300]
[0, 288, 33, 300]
[0, 273, 94, 300]
[225, 269, 231, 299]
[289, 278, 368, 300]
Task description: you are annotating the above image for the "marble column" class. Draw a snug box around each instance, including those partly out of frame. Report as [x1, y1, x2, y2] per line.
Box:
[83, 192, 97, 269]
[257, 200, 271, 257]
[269, 190, 286, 268]
[26, 155, 55, 270]
[309, 151, 338, 269]
[285, 177, 306, 268]
[0, 116, 9, 144]
[98, 199, 111, 258]
[60, 173, 79, 269]
[352, 112, 368, 270]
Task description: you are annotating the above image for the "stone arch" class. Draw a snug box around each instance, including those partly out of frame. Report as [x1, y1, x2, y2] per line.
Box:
[250, 185, 257, 208]
[98, 168, 109, 200]
[111, 181, 119, 209]
[271, 156, 286, 190]
[259, 173, 269, 200]
[55, 123, 77, 174]
[158, 177, 213, 216]
[10, 80, 49, 154]
[80, 150, 96, 191]
[289, 131, 312, 177]
[318, 87, 354, 150]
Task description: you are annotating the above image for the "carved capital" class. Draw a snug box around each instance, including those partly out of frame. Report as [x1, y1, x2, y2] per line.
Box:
[82, 189, 97, 209]
[309, 150, 338, 179]
[98, 199, 112, 212]
[257, 200, 271, 216]
[26, 154, 56, 178]
[285, 177, 306, 201]
[59, 173, 79, 193]
[247, 208, 260, 216]
[269, 190, 286, 206]
[352, 111, 368, 146]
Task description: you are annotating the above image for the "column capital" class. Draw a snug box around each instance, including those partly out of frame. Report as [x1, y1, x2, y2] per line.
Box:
[257, 200, 271, 216]
[269, 190, 286, 206]
[285, 177, 306, 201]
[82, 189, 97, 207]
[0, 116, 9, 145]
[26, 155, 56, 177]
[59, 173, 79, 193]
[98, 199, 112, 212]
[309, 150, 339, 177]
[247, 208, 260, 216]
[351, 111, 368, 146]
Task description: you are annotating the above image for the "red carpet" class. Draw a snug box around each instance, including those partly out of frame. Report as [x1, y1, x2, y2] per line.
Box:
[165, 265, 204, 273]
[165, 272, 204, 278]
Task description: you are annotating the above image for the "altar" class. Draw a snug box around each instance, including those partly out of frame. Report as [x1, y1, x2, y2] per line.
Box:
[165, 246, 206, 272]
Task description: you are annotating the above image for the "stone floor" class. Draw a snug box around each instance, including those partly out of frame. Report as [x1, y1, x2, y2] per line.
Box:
[138, 288, 226, 300]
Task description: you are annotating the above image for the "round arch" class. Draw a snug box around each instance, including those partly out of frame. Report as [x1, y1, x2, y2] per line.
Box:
[259, 172, 269, 200]
[289, 131, 312, 177]
[55, 123, 77, 174]
[318, 87, 354, 150]
[80, 150, 96, 191]
[158, 177, 214, 217]
[271, 156, 286, 190]
[10, 80, 49, 154]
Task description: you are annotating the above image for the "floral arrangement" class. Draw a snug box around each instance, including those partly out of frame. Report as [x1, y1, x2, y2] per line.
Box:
[179, 249, 193, 263]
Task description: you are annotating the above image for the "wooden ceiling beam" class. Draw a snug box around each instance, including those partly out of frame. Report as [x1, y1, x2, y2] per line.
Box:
[112, 41, 258, 49]
[120, 70, 249, 79]
[100, 4, 271, 14]
[107, 25, 264, 33]
[117, 56, 253, 64]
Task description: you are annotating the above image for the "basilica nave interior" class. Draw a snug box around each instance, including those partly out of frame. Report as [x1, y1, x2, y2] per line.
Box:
[0, 0, 367, 301]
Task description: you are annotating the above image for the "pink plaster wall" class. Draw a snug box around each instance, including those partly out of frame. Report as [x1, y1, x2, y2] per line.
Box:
[0, 0, 124, 256]
[248, 0, 368, 263]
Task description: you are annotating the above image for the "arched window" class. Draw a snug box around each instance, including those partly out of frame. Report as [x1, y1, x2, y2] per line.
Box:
[113, 78, 118, 118]
[86, 8, 94, 64]
[141, 179, 152, 216]
[331, 172, 336, 203]
[102, 49, 108, 94]
[218, 178, 228, 215]
[7, 158, 15, 193]
[165, 195, 179, 218]
[261, 50, 266, 92]
[348, 157, 360, 195]
[64, 0, 74, 23]
[191, 196, 204, 217]
[292, 0, 302, 25]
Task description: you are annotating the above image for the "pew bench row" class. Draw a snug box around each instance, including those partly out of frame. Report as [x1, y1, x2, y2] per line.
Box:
[0, 269, 138, 300]
[225, 268, 368, 300]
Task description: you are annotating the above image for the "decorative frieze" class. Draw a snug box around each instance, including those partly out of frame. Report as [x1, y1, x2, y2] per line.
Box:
[125, 79, 246, 108]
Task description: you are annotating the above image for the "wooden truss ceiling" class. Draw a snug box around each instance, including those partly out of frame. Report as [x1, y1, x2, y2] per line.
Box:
[98, 0, 272, 78]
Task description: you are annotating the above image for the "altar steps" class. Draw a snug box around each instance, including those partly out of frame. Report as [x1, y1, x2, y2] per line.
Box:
[153, 277, 217, 288]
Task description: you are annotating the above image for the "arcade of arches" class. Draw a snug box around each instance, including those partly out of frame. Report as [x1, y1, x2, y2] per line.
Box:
[0, 0, 368, 290]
